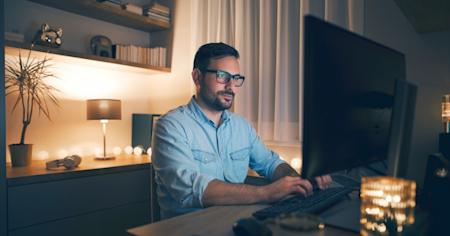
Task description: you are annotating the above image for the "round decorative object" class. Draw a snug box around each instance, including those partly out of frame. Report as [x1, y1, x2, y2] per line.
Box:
[90, 35, 112, 58]
[276, 212, 324, 231]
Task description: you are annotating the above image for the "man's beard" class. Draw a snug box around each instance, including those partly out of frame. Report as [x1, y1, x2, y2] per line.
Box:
[199, 86, 235, 111]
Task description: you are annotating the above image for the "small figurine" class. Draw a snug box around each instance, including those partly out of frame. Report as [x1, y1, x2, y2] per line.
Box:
[33, 23, 63, 48]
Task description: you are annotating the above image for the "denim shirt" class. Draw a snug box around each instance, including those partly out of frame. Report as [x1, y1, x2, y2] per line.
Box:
[152, 97, 285, 219]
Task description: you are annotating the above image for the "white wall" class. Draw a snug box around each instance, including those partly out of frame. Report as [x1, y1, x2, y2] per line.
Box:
[364, 0, 450, 184]
[5, 0, 193, 161]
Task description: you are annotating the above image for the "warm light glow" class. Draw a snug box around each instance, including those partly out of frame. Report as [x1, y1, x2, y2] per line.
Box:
[70, 147, 84, 156]
[442, 94, 450, 122]
[133, 146, 143, 156]
[290, 157, 302, 172]
[37, 151, 49, 160]
[124, 146, 133, 155]
[94, 147, 103, 157]
[360, 176, 416, 235]
[3, 51, 166, 100]
[147, 147, 152, 156]
[113, 146, 122, 156]
[57, 149, 69, 158]
[442, 94, 450, 133]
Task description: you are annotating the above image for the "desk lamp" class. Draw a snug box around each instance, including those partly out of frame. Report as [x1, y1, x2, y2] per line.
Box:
[439, 94, 450, 159]
[87, 99, 121, 160]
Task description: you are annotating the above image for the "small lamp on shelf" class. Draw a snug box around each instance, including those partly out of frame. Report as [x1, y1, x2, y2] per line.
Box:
[87, 99, 121, 160]
[360, 176, 416, 236]
[439, 95, 450, 159]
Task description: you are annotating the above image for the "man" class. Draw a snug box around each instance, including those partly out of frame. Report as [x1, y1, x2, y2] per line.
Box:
[152, 42, 331, 219]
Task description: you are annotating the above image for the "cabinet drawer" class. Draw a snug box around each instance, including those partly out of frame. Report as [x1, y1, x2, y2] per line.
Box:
[9, 200, 151, 236]
[8, 169, 150, 230]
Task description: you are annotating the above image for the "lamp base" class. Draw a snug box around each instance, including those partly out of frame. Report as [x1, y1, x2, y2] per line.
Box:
[95, 156, 115, 160]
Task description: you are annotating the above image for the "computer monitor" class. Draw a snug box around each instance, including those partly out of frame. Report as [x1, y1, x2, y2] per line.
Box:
[301, 15, 416, 179]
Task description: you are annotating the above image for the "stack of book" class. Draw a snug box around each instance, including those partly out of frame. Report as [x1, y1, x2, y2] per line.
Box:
[97, 0, 122, 9]
[113, 44, 167, 68]
[144, 2, 170, 23]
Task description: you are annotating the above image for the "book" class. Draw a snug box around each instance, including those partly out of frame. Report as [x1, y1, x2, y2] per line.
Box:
[122, 3, 143, 15]
[146, 12, 170, 22]
[143, 2, 170, 15]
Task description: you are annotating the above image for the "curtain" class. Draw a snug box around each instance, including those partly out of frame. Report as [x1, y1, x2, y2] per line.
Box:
[191, 0, 364, 144]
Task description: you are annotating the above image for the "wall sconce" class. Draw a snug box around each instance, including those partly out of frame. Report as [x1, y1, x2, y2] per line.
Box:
[441, 94, 450, 133]
[87, 99, 121, 160]
[360, 176, 416, 235]
[440, 95, 450, 159]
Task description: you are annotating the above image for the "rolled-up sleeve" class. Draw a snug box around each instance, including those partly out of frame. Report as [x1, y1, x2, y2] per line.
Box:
[152, 116, 215, 208]
[246, 124, 286, 178]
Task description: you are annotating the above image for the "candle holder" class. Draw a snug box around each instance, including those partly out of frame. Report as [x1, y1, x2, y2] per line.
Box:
[360, 176, 416, 236]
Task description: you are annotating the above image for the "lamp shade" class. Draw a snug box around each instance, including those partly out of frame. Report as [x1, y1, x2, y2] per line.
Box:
[87, 99, 122, 120]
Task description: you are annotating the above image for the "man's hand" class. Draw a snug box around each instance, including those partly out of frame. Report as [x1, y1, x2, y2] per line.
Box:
[314, 175, 332, 190]
[260, 176, 313, 203]
[260, 174, 333, 203]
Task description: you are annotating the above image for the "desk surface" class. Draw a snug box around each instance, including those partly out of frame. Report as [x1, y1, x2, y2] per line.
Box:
[128, 205, 359, 236]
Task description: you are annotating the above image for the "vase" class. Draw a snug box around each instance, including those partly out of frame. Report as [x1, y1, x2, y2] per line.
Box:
[9, 144, 33, 167]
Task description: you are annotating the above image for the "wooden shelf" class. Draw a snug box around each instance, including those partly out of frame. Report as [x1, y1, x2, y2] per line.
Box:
[28, 0, 170, 32]
[5, 40, 171, 73]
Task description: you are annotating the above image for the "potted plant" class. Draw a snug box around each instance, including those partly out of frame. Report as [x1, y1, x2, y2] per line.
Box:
[5, 46, 59, 167]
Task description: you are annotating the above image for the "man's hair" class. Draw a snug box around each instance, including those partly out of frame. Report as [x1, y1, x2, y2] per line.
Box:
[193, 42, 239, 71]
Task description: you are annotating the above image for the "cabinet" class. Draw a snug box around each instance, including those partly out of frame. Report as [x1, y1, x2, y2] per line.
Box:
[6, 157, 154, 236]
[17, 0, 174, 71]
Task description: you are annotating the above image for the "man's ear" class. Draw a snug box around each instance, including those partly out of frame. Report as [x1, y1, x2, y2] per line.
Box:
[192, 68, 201, 86]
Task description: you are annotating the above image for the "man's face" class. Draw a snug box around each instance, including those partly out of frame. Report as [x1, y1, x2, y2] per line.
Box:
[195, 56, 241, 111]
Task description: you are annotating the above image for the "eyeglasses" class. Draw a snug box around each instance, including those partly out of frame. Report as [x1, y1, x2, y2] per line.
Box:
[202, 69, 245, 87]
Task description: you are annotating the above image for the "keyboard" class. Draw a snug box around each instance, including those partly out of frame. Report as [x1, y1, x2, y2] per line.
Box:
[252, 187, 353, 220]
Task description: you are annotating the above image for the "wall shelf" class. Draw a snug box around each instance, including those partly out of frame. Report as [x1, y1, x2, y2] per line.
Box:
[28, 0, 170, 32]
[5, 40, 171, 73]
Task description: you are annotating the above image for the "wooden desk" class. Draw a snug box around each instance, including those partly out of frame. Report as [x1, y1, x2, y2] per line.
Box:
[128, 205, 358, 236]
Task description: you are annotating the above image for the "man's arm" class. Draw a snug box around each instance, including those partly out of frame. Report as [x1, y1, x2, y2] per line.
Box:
[271, 162, 300, 181]
[202, 175, 314, 206]
[271, 163, 332, 190]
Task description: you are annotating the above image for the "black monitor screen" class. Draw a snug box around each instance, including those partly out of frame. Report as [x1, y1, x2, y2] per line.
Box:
[301, 16, 406, 178]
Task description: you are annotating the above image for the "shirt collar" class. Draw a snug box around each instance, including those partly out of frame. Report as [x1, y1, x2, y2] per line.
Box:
[188, 96, 231, 127]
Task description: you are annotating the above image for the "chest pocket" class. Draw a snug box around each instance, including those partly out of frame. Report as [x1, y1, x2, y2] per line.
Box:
[192, 149, 218, 176]
[226, 147, 250, 183]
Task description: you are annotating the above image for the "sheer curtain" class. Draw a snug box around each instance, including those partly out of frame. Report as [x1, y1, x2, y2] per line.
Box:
[191, 0, 364, 144]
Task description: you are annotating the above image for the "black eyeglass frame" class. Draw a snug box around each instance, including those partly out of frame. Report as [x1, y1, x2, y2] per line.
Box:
[201, 69, 245, 87]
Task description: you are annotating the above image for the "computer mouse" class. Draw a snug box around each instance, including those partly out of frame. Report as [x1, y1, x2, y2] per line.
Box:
[232, 217, 272, 236]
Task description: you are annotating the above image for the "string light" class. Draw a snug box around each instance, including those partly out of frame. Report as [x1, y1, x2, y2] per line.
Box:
[124, 146, 133, 155]
[133, 146, 143, 156]
[112, 146, 122, 156]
